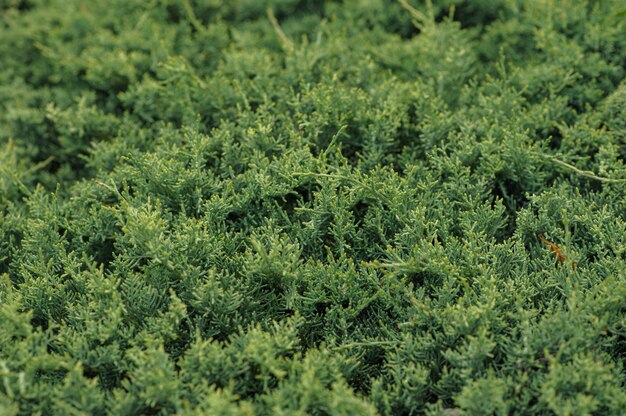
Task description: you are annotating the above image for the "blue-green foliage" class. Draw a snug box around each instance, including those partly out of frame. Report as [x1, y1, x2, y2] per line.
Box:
[1, 0, 626, 414]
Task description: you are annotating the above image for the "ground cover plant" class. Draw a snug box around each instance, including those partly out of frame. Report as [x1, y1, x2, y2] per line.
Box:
[1, 0, 626, 414]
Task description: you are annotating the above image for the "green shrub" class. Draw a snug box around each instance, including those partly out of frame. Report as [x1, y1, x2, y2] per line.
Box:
[1, 0, 625, 414]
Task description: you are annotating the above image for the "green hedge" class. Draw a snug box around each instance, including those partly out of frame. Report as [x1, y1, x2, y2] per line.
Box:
[1, 1, 625, 414]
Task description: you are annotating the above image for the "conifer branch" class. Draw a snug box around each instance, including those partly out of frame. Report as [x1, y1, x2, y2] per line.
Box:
[24, 156, 54, 176]
[267, 8, 294, 52]
[398, 0, 434, 28]
[331, 340, 399, 351]
[182, 0, 205, 33]
[531, 151, 626, 183]
[94, 179, 127, 201]
[290, 171, 387, 201]
[290, 172, 364, 186]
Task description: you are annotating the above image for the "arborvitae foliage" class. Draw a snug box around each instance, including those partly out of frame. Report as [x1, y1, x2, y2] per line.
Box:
[1, 0, 626, 414]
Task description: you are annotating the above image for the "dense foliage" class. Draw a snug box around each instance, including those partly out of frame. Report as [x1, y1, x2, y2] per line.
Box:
[1, 0, 626, 414]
